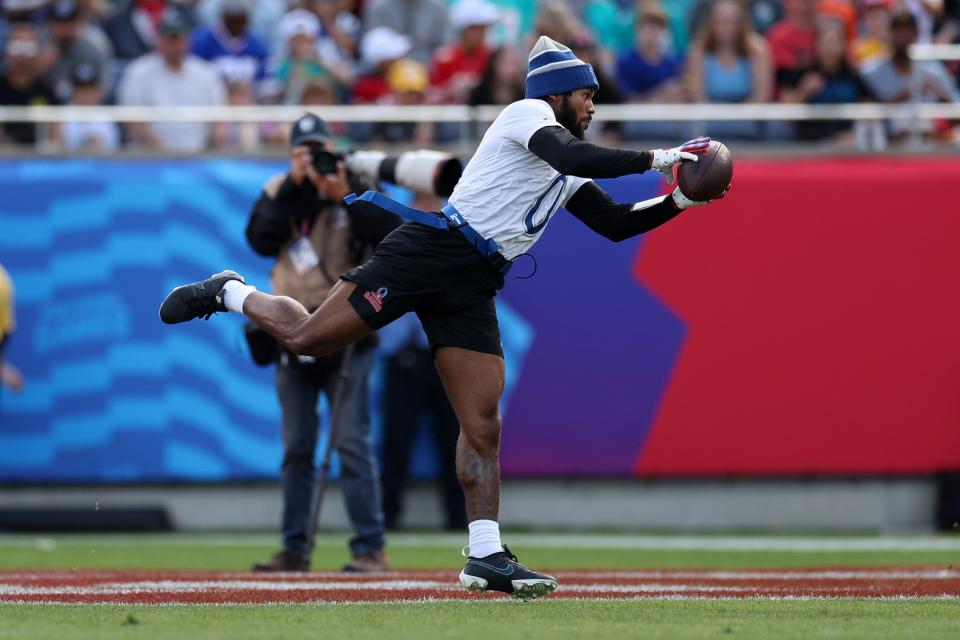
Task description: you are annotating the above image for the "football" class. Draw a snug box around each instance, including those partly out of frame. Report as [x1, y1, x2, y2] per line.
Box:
[677, 141, 733, 201]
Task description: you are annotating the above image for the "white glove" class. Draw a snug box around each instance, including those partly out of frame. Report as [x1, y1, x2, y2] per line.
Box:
[672, 182, 731, 210]
[650, 136, 711, 185]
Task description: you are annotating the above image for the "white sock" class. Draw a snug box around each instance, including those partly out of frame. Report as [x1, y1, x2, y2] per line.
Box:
[222, 280, 256, 314]
[467, 519, 502, 559]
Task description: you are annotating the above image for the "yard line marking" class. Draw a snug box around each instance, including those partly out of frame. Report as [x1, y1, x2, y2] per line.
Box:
[569, 569, 960, 580]
[6, 595, 960, 606]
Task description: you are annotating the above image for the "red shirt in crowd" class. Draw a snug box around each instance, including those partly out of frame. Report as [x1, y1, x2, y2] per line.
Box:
[430, 44, 490, 99]
[352, 75, 391, 103]
[766, 19, 815, 72]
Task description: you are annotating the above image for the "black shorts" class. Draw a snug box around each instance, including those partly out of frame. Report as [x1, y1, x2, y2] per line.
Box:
[341, 222, 506, 357]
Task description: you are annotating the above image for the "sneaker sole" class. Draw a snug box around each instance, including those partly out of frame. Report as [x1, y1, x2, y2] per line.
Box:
[458, 572, 559, 600]
[511, 579, 559, 601]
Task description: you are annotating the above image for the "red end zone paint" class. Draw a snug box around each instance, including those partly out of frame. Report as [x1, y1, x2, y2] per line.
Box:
[1, 568, 957, 604]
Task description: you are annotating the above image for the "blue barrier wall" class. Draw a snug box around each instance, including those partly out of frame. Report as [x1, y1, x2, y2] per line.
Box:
[0, 159, 546, 482]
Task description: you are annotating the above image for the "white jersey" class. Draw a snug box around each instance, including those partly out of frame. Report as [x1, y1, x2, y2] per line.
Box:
[447, 99, 591, 261]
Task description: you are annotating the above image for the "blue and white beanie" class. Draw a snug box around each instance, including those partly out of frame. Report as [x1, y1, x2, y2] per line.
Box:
[525, 35, 600, 99]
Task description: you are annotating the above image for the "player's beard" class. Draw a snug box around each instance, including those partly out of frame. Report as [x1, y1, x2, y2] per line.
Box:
[557, 95, 587, 141]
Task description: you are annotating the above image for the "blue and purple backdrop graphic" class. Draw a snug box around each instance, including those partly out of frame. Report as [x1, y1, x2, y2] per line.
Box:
[0, 159, 675, 483]
[4, 157, 958, 483]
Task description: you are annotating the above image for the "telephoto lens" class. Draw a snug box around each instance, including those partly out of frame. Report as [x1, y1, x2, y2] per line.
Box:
[345, 150, 463, 197]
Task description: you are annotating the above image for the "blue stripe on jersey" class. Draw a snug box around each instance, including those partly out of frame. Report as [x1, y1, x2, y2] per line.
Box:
[528, 49, 577, 71]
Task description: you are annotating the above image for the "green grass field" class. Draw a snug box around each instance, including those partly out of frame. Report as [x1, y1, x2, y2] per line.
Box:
[1, 532, 959, 640]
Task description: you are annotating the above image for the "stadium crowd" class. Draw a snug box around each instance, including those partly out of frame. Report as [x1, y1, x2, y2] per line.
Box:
[0, 0, 958, 151]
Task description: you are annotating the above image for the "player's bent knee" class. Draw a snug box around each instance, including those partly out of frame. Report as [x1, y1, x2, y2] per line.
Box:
[461, 414, 501, 456]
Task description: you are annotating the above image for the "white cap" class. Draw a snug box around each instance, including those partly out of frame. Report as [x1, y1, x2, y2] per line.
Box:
[360, 27, 412, 67]
[450, 0, 501, 30]
[279, 9, 320, 42]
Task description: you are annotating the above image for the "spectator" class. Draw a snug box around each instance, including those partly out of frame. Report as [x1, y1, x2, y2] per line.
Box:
[55, 61, 120, 152]
[687, 0, 773, 104]
[936, 0, 960, 44]
[467, 45, 525, 105]
[820, 0, 860, 41]
[430, 0, 500, 104]
[308, 0, 361, 78]
[351, 26, 412, 104]
[780, 17, 869, 141]
[72, 0, 114, 64]
[480, 0, 536, 47]
[45, 0, 112, 102]
[0, 0, 48, 62]
[220, 79, 260, 152]
[531, 1, 584, 46]
[275, 9, 344, 105]
[191, 0, 269, 87]
[363, 0, 449, 66]
[0, 23, 59, 147]
[861, 11, 958, 139]
[103, 1, 191, 65]
[373, 58, 435, 144]
[379, 314, 467, 532]
[301, 75, 341, 106]
[616, 2, 685, 103]
[117, 7, 226, 152]
[197, 0, 286, 52]
[581, 0, 635, 52]
[853, 0, 893, 67]
[691, 0, 786, 37]
[767, 0, 819, 76]
[902, 0, 943, 43]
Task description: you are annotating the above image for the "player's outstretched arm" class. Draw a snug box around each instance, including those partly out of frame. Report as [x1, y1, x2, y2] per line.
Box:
[528, 127, 709, 179]
[565, 181, 719, 242]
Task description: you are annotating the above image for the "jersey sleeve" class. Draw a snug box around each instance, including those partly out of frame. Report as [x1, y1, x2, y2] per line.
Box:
[562, 176, 593, 207]
[498, 99, 564, 149]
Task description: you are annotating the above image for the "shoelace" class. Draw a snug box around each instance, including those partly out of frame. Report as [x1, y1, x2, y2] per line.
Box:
[461, 544, 526, 568]
[501, 544, 523, 567]
[185, 294, 219, 321]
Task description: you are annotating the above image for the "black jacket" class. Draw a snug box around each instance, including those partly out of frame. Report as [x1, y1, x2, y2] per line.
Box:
[245, 173, 400, 263]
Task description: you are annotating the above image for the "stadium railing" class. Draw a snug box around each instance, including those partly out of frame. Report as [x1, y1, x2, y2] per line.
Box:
[0, 101, 957, 154]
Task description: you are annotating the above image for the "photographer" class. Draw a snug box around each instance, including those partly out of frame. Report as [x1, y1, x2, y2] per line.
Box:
[245, 113, 398, 573]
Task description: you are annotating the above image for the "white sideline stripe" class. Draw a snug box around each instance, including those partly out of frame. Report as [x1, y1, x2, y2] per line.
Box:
[4, 533, 960, 552]
[1, 578, 956, 596]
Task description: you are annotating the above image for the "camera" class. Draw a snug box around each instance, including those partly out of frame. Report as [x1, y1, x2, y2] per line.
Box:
[311, 150, 343, 175]
[344, 150, 463, 197]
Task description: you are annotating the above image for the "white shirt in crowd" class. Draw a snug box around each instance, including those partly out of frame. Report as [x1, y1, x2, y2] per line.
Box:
[62, 120, 120, 152]
[447, 99, 590, 261]
[117, 53, 226, 153]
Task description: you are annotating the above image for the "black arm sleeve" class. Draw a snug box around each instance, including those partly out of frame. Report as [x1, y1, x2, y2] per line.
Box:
[527, 125, 652, 178]
[565, 181, 681, 242]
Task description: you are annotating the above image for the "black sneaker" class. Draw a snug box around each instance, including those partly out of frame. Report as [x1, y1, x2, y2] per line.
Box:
[459, 544, 558, 600]
[159, 270, 244, 324]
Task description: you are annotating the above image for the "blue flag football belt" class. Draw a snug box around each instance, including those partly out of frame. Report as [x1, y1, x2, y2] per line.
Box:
[344, 191, 512, 275]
